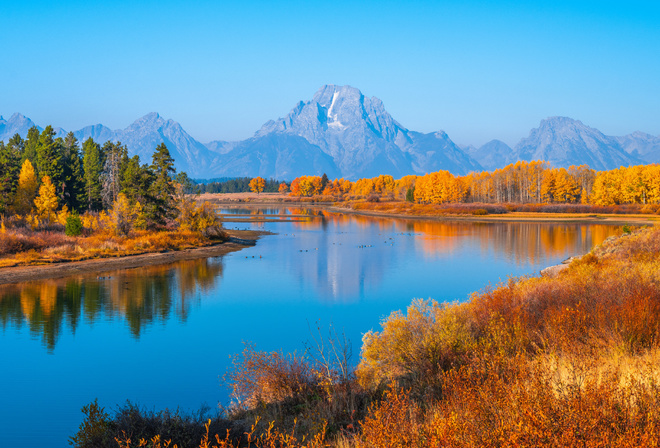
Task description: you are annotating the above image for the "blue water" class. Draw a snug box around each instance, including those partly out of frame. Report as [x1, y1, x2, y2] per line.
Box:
[0, 208, 620, 447]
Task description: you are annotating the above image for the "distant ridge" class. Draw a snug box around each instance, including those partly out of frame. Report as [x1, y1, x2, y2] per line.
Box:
[2, 92, 658, 179]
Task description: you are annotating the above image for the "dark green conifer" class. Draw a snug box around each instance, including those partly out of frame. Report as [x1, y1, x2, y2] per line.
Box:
[148, 143, 177, 225]
[60, 132, 85, 210]
[36, 126, 64, 190]
[0, 141, 20, 214]
[23, 126, 40, 168]
[82, 138, 103, 211]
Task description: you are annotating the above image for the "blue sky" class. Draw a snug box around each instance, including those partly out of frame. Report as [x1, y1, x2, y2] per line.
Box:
[2, 0, 659, 146]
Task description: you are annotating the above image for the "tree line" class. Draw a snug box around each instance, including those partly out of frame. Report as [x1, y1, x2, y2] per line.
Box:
[0, 125, 184, 228]
[284, 161, 660, 206]
[194, 177, 282, 194]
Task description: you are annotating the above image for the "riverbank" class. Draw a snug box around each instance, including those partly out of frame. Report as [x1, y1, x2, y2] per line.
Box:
[203, 192, 659, 225]
[0, 229, 265, 285]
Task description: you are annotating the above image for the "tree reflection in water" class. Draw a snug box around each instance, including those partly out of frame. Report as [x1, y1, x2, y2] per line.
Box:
[0, 257, 224, 351]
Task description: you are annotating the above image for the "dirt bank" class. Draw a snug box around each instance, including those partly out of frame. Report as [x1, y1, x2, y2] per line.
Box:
[0, 231, 266, 285]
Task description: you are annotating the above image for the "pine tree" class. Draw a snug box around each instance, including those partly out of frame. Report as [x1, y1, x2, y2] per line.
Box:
[62, 132, 85, 211]
[14, 159, 39, 214]
[0, 141, 20, 214]
[23, 126, 40, 168]
[36, 126, 64, 194]
[82, 138, 103, 211]
[122, 155, 154, 208]
[149, 143, 176, 225]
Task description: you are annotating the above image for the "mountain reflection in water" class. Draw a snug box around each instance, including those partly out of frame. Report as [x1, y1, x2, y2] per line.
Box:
[0, 210, 619, 351]
[0, 258, 224, 350]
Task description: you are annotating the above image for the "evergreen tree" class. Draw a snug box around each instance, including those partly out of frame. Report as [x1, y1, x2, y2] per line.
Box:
[36, 126, 64, 194]
[82, 138, 103, 211]
[23, 126, 40, 168]
[149, 143, 176, 225]
[0, 141, 20, 214]
[122, 155, 154, 207]
[62, 132, 85, 211]
[7, 134, 25, 159]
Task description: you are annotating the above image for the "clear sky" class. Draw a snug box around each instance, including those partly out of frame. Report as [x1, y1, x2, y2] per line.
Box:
[2, 0, 659, 146]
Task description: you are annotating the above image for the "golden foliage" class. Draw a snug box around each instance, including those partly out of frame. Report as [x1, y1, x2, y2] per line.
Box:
[34, 175, 59, 223]
[249, 177, 266, 194]
[14, 159, 39, 214]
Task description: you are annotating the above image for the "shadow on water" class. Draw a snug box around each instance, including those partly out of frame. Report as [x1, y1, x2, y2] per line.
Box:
[0, 257, 225, 351]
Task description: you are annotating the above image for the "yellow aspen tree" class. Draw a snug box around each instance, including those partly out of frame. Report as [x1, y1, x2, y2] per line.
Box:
[14, 159, 39, 214]
[109, 193, 136, 236]
[34, 175, 59, 223]
[249, 176, 266, 194]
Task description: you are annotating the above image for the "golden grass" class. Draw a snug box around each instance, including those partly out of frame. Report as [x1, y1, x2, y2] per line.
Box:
[0, 228, 225, 268]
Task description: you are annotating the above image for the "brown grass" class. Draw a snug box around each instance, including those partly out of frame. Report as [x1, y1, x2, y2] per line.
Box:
[0, 228, 228, 268]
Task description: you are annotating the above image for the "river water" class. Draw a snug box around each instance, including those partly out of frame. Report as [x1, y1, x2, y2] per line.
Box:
[0, 207, 621, 447]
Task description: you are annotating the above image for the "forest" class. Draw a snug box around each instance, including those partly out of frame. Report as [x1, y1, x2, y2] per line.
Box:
[0, 126, 224, 264]
[284, 161, 660, 210]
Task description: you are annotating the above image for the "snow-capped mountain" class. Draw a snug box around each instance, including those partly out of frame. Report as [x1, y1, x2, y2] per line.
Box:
[3, 100, 657, 181]
[615, 131, 660, 164]
[246, 84, 482, 178]
[511, 117, 641, 170]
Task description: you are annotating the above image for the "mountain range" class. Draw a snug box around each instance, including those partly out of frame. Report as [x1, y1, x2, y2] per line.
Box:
[1, 85, 658, 179]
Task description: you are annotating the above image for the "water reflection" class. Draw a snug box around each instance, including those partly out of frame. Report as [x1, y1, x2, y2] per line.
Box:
[0, 210, 621, 350]
[0, 258, 224, 350]
[257, 209, 620, 301]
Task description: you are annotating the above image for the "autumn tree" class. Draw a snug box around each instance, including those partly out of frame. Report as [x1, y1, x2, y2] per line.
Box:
[278, 182, 289, 194]
[107, 193, 137, 236]
[34, 176, 59, 223]
[249, 176, 266, 194]
[14, 159, 39, 214]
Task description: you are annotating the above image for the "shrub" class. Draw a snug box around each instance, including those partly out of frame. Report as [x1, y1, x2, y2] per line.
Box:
[65, 213, 83, 236]
[472, 208, 488, 215]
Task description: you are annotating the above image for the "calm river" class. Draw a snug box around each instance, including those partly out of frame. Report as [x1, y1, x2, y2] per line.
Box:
[0, 207, 621, 447]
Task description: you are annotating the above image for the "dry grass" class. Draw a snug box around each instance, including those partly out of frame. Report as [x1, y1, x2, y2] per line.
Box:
[0, 228, 227, 268]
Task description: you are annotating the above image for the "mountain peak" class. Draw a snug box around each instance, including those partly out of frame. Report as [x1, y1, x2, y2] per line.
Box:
[513, 117, 638, 170]
[539, 116, 583, 129]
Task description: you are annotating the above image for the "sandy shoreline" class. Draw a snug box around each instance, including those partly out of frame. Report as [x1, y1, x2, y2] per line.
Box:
[0, 233, 263, 286]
